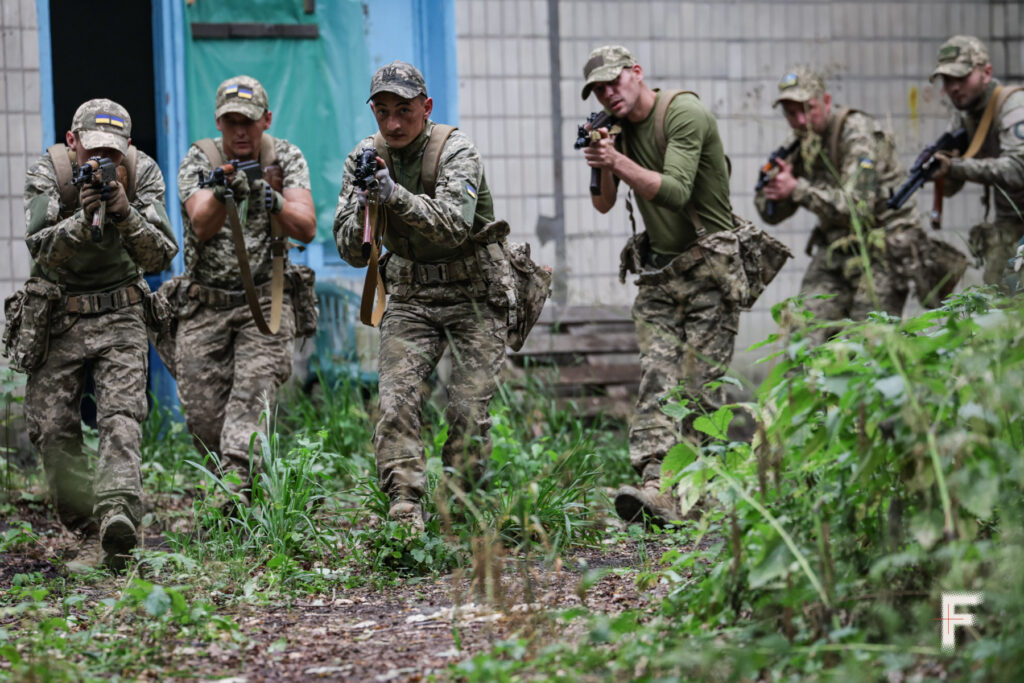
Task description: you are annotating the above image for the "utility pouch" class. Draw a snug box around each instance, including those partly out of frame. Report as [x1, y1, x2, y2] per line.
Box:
[287, 264, 319, 338]
[2, 277, 63, 373]
[730, 214, 793, 308]
[147, 275, 194, 377]
[968, 221, 998, 267]
[618, 231, 650, 284]
[697, 229, 751, 306]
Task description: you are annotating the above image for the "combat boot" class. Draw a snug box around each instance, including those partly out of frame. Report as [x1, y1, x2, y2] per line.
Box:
[388, 500, 426, 533]
[100, 508, 137, 571]
[65, 533, 106, 575]
[614, 480, 680, 528]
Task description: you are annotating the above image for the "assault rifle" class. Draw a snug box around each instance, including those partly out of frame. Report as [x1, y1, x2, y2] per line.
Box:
[575, 111, 622, 196]
[887, 128, 968, 228]
[353, 147, 381, 260]
[195, 158, 262, 192]
[754, 138, 800, 220]
[72, 156, 118, 242]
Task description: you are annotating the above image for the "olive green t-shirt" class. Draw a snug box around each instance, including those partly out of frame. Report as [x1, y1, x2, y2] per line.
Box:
[621, 91, 734, 254]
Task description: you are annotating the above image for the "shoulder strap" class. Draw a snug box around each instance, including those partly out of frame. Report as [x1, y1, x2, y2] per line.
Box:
[122, 145, 138, 201]
[654, 89, 699, 161]
[963, 85, 1013, 159]
[194, 138, 223, 167]
[47, 143, 79, 209]
[828, 107, 854, 167]
[259, 133, 278, 166]
[421, 124, 457, 197]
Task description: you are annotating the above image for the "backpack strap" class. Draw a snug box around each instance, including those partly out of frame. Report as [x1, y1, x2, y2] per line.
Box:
[47, 143, 79, 209]
[259, 133, 278, 166]
[123, 145, 138, 201]
[421, 124, 456, 197]
[653, 89, 699, 161]
[194, 138, 223, 167]
[372, 132, 392, 174]
[828, 107, 855, 168]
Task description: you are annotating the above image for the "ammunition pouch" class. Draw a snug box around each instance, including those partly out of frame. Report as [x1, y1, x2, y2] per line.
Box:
[286, 263, 319, 338]
[2, 277, 63, 374]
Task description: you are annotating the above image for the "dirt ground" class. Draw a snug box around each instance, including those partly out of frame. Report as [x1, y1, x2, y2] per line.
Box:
[1, 497, 682, 682]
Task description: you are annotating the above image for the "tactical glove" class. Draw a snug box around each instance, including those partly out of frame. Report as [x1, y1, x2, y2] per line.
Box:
[102, 180, 131, 223]
[80, 183, 104, 222]
[250, 178, 285, 214]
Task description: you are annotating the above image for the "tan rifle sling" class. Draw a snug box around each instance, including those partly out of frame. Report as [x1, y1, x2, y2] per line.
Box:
[194, 134, 286, 335]
[359, 124, 457, 326]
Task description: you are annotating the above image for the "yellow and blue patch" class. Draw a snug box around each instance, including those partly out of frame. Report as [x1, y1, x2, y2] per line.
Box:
[95, 114, 125, 129]
[224, 84, 254, 99]
[780, 72, 799, 89]
[859, 157, 875, 170]
[465, 183, 477, 199]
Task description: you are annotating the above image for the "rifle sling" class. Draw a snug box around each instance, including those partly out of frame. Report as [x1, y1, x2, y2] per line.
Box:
[359, 199, 387, 326]
[963, 85, 1006, 160]
[198, 136, 286, 335]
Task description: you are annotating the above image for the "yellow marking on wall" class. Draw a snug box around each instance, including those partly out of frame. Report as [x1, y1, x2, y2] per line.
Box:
[909, 86, 919, 139]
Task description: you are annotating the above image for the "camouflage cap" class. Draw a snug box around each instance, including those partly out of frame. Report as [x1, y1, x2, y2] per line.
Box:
[368, 61, 428, 102]
[581, 45, 637, 100]
[215, 75, 269, 120]
[71, 98, 132, 153]
[772, 66, 827, 107]
[930, 35, 990, 82]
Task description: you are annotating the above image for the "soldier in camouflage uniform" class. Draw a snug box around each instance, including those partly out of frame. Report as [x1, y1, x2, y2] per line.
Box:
[580, 46, 739, 527]
[333, 62, 510, 530]
[756, 66, 922, 342]
[927, 36, 1024, 289]
[23, 99, 177, 570]
[176, 76, 316, 501]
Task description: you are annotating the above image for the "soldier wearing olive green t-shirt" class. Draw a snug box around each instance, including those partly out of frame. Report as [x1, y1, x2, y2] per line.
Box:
[581, 45, 739, 528]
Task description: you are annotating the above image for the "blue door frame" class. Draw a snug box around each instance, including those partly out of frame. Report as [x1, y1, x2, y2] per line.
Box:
[35, 0, 458, 413]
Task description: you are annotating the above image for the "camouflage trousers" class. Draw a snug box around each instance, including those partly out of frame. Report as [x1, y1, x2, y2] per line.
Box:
[972, 219, 1024, 286]
[630, 264, 739, 485]
[175, 296, 295, 478]
[375, 298, 507, 502]
[800, 243, 908, 344]
[25, 304, 148, 532]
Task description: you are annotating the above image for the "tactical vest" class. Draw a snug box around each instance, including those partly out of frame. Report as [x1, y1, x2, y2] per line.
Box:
[30, 144, 142, 293]
[372, 122, 495, 263]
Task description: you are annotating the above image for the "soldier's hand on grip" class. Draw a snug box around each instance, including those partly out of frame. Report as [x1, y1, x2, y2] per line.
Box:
[80, 182, 104, 222]
[931, 150, 958, 180]
[103, 180, 131, 222]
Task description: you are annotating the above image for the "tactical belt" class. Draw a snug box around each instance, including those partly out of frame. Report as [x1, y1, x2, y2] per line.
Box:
[66, 284, 144, 315]
[188, 278, 290, 311]
[638, 243, 705, 285]
[387, 252, 480, 284]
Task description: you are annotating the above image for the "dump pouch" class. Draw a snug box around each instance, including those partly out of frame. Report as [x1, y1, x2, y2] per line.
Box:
[2, 277, 63, 373]
[729, 214, 793, 308]
[287, 264, 319, 338]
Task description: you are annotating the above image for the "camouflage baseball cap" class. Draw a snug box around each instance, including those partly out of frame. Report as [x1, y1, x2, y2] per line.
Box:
[930, 35, 990, 82]
[772, 66, 827, 107]
[367, 61, 428, 102]
[215, 75, 269, 120]
[581, 45, 637, 100]
[71, 98, 132, 153]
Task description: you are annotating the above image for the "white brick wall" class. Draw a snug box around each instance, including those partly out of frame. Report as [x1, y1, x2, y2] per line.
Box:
[0, 0, 39, 318]
[455, 0, 1024, 380]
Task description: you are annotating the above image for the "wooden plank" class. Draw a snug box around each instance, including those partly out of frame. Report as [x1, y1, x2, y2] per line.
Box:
[511, 332, 638, 356]
[536, 304, 632, 325]
[555, 395, 633, 420]
[506, 363, 640, 387]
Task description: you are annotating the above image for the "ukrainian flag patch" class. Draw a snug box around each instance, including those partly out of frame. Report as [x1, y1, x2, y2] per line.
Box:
[237, 87, 254, 99]
[95, 114, 125, 128]
[859, 157, 875, 169]
[465, 183, 477, 199]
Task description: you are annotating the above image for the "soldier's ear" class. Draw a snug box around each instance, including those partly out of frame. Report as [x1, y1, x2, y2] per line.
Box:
[65, 131, 77, 149]
[422, 96, 433, 120]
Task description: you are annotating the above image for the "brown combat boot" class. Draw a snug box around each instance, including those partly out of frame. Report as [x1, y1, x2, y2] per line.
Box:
[65, 533, 106, 575]
[100, 508, 137, 571]
[614, 480, 680, 527]
[388, 500, 426, 533]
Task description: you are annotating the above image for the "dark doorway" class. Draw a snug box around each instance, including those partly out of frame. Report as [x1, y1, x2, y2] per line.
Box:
[49, 0, 157, 159]
[49, 0, 157, 426]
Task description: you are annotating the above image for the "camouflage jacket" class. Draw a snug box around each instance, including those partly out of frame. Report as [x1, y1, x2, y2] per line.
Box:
[333, 121, 495, 267]
[943, 79, 1024, 225]
[24, 148, 177, 294]
[178, 136, 311, 289]
[755, 108, 918, 244]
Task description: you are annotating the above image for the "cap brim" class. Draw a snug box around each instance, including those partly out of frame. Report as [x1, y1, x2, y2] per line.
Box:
[367, 85, 425, 103]
[581, 64, 629, 100]
[929, 63, 972, 82]
[78, 130, 129, 154]
[215, 102, 264, 120]
[772, 92, 813, 108]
